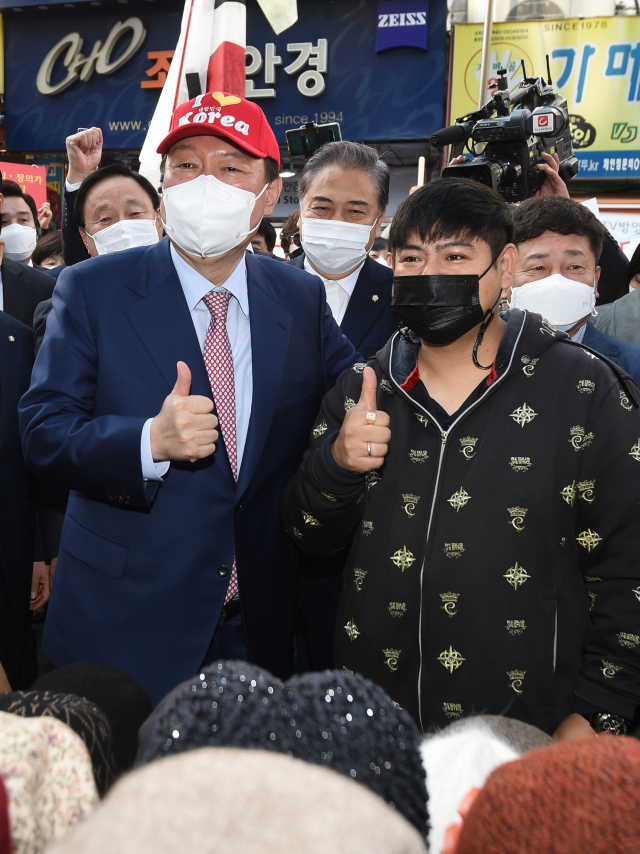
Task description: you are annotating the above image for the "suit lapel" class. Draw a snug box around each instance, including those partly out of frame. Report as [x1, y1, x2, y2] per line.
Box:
[287, 253, 305, 270]
[236, 254, 292, 498]
[341, 258, 393, 350]
[125, 240, 235, 487]
[0, 315, 23, 454]
[583, 323, 620, 358]
[1, 262, 28, 325]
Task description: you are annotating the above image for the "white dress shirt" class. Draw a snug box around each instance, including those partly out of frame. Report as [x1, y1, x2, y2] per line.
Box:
[571, 323, 587, 344]
[141, 244, 253, 480]
[303, 257, 364, 325]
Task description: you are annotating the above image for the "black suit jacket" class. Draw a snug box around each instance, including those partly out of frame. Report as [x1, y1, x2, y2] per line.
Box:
[32, 297, 68, 561]
[288, 253, 397, 668]
[62, 187, 91, 268]
[2, 259, 55, 327]
[0, 311, 35, 616]
[596, 229, 630, 306]
[288, 254, 397, 359]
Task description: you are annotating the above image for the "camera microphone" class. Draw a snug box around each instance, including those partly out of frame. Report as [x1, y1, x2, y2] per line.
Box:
[430, 123, 471, 147]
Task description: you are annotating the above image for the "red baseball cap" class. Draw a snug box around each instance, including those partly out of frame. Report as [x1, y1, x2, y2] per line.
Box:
[157, 91, 280, 165]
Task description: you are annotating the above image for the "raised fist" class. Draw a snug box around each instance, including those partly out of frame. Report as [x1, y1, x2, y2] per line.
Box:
[66, 126, 103, 184]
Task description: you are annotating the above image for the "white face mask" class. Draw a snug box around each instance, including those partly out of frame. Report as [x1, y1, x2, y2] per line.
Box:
[301, 216, 379, 276]
[509, 274, 598, 332]
[2, 223, 37, 261]
[162, 174, 267, 259]
[85, 218, 160, 256]
[372, 254, 390, 267]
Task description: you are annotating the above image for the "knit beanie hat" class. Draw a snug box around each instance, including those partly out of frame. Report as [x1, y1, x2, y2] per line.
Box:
[456, 736, 640, 854]
[0, 691, 116, 796]
[136, 661, 428, 837]
[32, 664, 153, 775]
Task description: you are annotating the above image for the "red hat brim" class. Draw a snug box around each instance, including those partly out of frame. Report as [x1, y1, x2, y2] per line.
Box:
[157, 123, 279, 163]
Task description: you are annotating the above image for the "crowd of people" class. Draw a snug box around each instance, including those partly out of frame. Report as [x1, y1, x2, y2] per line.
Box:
[0, 88, 639, 852]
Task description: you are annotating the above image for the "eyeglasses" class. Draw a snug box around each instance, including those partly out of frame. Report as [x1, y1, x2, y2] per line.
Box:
[291, 232, 302, 248]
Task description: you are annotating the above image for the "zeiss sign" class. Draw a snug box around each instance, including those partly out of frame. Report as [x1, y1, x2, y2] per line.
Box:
[376, 1, 429, 52]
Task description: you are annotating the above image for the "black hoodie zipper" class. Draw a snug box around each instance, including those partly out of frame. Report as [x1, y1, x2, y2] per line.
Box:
[386, 314, 527, 732]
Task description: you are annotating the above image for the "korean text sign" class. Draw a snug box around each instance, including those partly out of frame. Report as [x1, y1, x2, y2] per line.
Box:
[5, 0, 446, 151]
[0, 162, 47, 207]
[449, 17, 640, 179]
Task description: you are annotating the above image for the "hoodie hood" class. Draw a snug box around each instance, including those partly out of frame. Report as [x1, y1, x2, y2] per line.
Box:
[377, 309, 569, 391]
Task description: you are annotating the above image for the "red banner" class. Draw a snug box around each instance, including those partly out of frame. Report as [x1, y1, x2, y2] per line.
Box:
[0, 162, 48, 208]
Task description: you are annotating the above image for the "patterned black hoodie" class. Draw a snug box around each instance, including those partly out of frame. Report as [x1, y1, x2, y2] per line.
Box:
[282, 309, 640, 733]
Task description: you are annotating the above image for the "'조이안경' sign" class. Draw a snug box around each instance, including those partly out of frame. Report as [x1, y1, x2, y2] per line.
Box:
[449, 17, 640, 179]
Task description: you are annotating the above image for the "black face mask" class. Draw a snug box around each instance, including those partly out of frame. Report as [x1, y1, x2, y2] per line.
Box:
[392, 260, 498, 367]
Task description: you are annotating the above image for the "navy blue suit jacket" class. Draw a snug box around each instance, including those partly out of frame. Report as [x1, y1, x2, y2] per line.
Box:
[0, 312, 35, 617]
[583, 323, 640, 389]
[19, 239, 357, 704]
[288, 254, 397, 359]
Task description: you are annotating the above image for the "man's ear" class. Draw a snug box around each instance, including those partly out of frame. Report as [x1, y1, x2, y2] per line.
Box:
[79, 226, 89, 250]
[0, 192, 4, 213]
[441, 786, 482, 854]
[594, 265, 601, 298]
[499, 244, 517, 288]
[263, 177, 283, 215]
[155, 210, 165, 239]
[375, 209, 387, 239]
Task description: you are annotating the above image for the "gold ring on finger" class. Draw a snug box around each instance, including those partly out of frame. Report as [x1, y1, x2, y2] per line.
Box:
[365, 411, 377, 425]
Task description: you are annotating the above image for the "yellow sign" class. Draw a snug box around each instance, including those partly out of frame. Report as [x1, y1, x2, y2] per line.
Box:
[450, 17, 640, 179]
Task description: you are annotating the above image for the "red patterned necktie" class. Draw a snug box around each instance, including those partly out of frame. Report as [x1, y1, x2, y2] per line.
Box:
[202, 289, 238, 602]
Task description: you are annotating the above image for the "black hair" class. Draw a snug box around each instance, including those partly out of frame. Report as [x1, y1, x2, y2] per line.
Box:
[513, 195, 604, 262]
[371, 237, 389, 252]
[159, 153, 280, 186]
[75, 164, 160, 229]
[0, 180, 41, 237]
[32, 230, 62, 266]
[298, 141, 390, 210]
[280, 209, 300, 255]
[256, 218, 276, 252]
[390, 178, 514, 262]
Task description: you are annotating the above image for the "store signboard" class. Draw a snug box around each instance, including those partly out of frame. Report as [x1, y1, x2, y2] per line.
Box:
[245, 0, 445, 142]
[449, 17, 640, 179]
[5, 0, 446, 151]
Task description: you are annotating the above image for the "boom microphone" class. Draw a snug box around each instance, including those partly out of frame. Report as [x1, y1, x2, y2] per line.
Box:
[429, 123, 472, 148]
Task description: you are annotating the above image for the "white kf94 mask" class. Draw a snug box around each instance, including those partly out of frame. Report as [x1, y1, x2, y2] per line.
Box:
[2, 223, 38, 261]
[85, 218, 160, 256]
[162, 173, 268, 258]
[509, 274, 598, 332]
[301, 216, 379, 276]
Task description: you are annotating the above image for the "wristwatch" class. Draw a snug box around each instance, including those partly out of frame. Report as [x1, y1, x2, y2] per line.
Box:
[587, 711, 629, 736]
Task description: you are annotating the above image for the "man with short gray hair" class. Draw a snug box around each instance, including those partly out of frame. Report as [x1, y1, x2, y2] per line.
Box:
[288, 141, 397, 361]
[289, 141, 398, 670]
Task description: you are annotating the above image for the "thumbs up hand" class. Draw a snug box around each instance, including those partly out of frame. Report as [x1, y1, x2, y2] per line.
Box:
[331, 366, 391, 474]
[150, 361, 219, 462]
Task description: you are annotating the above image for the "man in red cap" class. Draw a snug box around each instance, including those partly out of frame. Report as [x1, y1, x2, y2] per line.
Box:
[20, 93, 358, 705]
